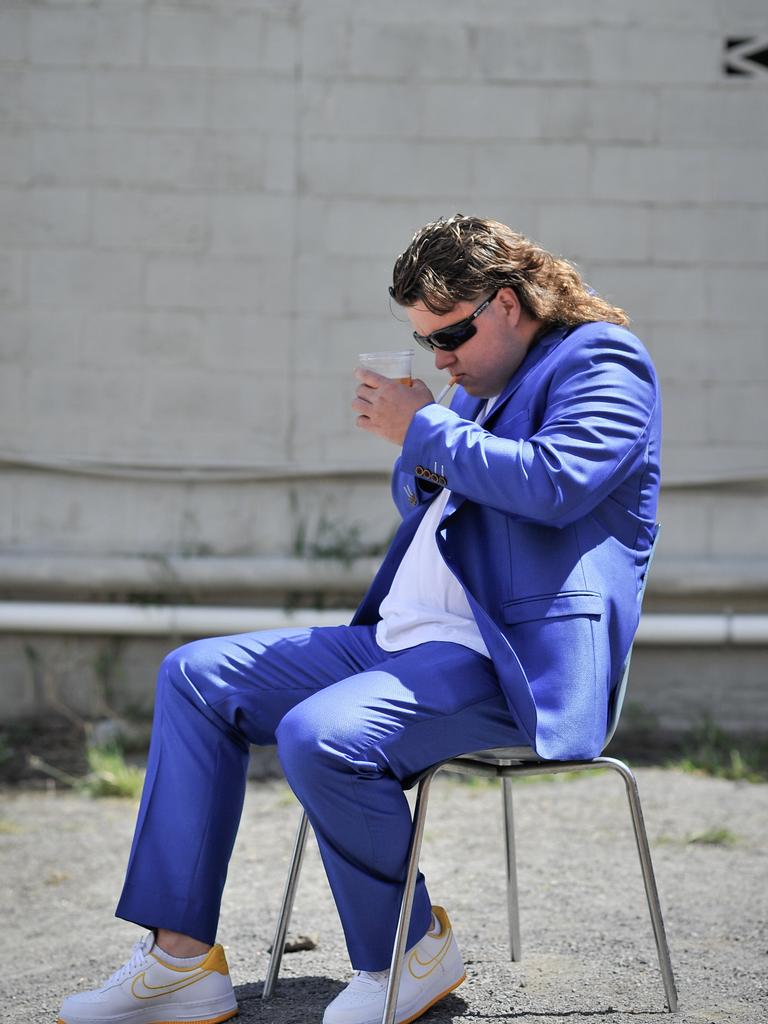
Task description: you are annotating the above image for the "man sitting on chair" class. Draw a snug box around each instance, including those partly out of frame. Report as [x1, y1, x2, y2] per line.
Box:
[59, 215, 661, 1024]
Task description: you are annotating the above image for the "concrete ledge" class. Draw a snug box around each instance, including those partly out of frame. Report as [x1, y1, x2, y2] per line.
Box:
[2, 600, 768, 644]
[0, 601, 353, 636]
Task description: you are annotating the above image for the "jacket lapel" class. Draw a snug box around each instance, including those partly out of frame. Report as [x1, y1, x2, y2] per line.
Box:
[452, 390, 484, 423]
[439, 325, 569, 525]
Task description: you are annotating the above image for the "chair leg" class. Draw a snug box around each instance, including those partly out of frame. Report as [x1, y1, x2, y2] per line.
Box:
[262, 809, 310, 1000]
[501, 777, 523, 962]
[597, 757, 679, 1013]
[381, 767, 440, 1024]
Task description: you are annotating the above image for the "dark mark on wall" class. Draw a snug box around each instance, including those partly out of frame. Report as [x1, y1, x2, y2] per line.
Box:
[724, 37, 768, 77]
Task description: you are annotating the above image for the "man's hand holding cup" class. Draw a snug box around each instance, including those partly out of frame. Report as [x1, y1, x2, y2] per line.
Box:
[354, 350, 434, 446]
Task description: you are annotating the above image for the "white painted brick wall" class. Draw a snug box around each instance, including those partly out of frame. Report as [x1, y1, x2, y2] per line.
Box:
[0, 187, 90, 247]
[583, 89, 658, 142]
[91, 70, 208, 130]
[472, 26, 590, 83]
[301, 139, 473, 198]
[655, 492, 711, 557]
[590, 265, 709, 324]
[0, 366, 26, 445]
[209, 194, 295, 256]
[27, 6, 144, 67]
[0, 9, 26, 63]
[0, 129, 28, 185]
[650, 207, 768, 265]
[144, 256, 292, 312]
[475, 142, 592, 200]
[26, 250, 143, 308]
[595, 146, 768, 204]
[647, 326, 768, 381]
[0, 251, 26, 305]
[587, 28, 720, 84]
[208, 74, 296, 134]
[3, 473, 297, 557]
[657, 89, 768, 146]
[93, 191, 208, 252]
[0, 0, 766, 578]
[539, 203, 651, 262]
[709, 492, 768, 556]
[0, 310, 27, 362]
[0, 69, 90, 126]
[147, 8, 297, 73]
[708, 382, 768, 443]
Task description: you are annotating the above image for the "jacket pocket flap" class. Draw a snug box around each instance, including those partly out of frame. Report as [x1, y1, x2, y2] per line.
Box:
[502, 590, 603, 624]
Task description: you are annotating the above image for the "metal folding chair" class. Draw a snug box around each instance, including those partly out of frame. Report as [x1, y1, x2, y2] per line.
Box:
[262, 531, 678, 1022]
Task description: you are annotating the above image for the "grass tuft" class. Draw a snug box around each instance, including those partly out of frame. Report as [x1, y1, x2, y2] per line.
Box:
[667, 719, 768, 783]
[83, 745, 145, 799]
[28, 744, 145, 799]
[687, 826, 740, 846]
[656, 826, 741, 847]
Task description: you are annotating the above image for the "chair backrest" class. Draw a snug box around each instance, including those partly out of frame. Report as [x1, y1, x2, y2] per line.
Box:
[602, 524, 661, 749]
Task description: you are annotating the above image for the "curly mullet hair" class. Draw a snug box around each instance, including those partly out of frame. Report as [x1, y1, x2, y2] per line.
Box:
[390, 214, 629, 328]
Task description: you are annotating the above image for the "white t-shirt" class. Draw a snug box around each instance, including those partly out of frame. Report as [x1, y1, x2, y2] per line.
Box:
[375, 397, 498, 657]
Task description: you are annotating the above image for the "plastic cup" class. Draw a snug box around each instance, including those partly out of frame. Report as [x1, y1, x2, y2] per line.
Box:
[358, 350, 414, 386]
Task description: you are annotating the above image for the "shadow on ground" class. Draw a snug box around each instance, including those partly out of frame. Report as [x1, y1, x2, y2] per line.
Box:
[234, 976, 469, 1022]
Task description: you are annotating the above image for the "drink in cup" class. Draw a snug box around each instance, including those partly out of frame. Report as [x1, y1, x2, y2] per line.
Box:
[358, 350, 414, 386]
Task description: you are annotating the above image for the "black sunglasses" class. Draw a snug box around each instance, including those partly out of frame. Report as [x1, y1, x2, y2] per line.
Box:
[409, 290, 498, 352]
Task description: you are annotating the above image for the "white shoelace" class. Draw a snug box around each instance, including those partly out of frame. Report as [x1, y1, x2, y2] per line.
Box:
[102, 937, 152, 989]
[352, 969, 389, 987]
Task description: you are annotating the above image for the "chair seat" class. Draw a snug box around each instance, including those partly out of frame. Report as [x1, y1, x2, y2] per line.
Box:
[456, 746, 540, 765]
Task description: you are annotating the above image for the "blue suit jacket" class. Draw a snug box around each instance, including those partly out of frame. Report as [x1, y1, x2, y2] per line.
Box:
[351, 321, 661, 760]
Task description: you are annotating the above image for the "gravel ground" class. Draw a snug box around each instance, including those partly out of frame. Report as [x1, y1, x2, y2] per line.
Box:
[1, 767, 766, 1024]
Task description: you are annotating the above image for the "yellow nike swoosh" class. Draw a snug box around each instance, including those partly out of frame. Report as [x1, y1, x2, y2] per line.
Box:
[130, 969, 211, 1000]
[407, 925, 452, 980]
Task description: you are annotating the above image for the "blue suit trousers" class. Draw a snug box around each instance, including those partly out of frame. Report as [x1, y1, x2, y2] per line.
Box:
[115, 624, 526, 970]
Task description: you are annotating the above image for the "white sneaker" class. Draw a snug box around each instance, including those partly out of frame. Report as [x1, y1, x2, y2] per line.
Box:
[323, 906, 465, 1024]
[57, 932, 238, 1024]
